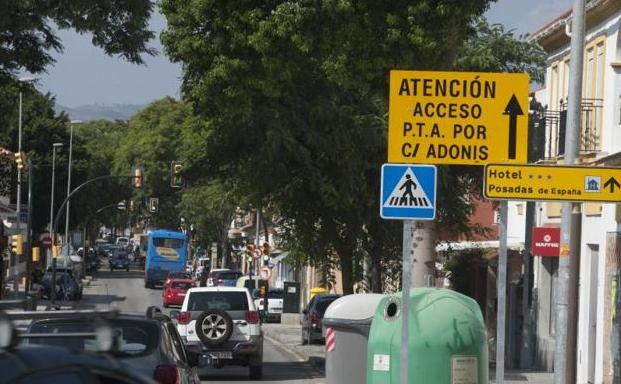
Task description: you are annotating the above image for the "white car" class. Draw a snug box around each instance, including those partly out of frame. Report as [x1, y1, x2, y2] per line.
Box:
[254, 288, 284, 323]
[115, 237, 129, 247]
[174, 286, 264, 380]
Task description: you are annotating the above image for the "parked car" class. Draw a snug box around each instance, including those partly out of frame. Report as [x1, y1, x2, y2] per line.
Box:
[165, 271, 193, 287]
[25, 311, 200, 384]
[174, 286, 263, 380]
[254, 288, 284, 323]
[40, 271, 82, 301]
[109, 249, 131, 272]
[163, 279, 195, 308]
[116, 236, 130, 248]
[301, 293, 341, 344]
[0, 344, 156, 384]
[207, 269, 243, 287]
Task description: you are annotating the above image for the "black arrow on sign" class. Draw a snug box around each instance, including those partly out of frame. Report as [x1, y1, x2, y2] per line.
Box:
[503, 94, 524, 160]
[604, 177, 621, 193]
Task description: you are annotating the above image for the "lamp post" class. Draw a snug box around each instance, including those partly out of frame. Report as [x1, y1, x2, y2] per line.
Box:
[14, 76, 35, 296]
[64, 120, 82, 257]
[49, 143, 63, 266]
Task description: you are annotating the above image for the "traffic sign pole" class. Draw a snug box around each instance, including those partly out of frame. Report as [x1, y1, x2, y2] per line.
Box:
[401, 220, 413, 384]
[496, 201, 508, 384]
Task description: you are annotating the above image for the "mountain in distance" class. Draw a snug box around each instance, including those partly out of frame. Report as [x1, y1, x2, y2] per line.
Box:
[56, 103, 145, 122]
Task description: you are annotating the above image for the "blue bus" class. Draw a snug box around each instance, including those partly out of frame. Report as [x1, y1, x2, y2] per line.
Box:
[144, 229, 188, 288]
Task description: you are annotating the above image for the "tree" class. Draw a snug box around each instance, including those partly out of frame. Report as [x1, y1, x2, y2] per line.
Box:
[0, 0, 155, 77]
[114, 97, 190, 230]
[177, 180, 239, 266]
[161, 2, 545, 294]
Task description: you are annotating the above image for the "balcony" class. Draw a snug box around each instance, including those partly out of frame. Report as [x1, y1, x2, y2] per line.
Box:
[532, 98, 603, 161]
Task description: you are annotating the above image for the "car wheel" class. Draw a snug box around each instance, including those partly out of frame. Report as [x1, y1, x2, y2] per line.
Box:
[249, 364, 263, 380]
[195, 309, 234, 347]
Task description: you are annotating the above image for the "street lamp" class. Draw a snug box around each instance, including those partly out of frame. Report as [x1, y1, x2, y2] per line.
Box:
[64, 120, 82, 257]
[14, 76, 36, 296]
[49, 143, 63, 265]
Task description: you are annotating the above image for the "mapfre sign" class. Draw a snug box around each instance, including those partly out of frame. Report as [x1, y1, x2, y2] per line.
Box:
[532, 227, 560, 257]
[388, 70, 529, 165]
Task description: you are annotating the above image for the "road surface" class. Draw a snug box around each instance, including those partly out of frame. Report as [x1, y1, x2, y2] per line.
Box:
[80, 265, 325, 384]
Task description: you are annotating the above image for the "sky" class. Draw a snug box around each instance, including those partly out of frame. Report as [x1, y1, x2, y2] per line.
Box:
[36, 0, 574, 108]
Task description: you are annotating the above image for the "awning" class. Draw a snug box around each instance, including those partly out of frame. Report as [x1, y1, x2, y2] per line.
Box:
[436, 240, 524, 252]
[269, 251, 289, 264]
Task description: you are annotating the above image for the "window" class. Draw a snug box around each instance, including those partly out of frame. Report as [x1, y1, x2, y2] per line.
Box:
[27, 320, 159, 357]
[214, 271, 242, 280]
[153, 237, 184, 248]
[516, 204, 524, 215]
[187, 291, 249, 311]
[546, 202, 562, 218]
[314, 297, 339, 316]
[268, 290, 284, 299]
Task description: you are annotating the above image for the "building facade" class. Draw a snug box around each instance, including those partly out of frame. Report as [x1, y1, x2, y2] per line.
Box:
[507, 1, 621, 381]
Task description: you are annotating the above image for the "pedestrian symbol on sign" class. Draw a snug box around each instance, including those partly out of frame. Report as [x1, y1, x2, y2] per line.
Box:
[384, 168, 431, 208]
[380, 164, 436, 220]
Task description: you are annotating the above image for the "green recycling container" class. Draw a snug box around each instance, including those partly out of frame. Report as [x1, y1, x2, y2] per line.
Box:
[366, 288, 488, 384]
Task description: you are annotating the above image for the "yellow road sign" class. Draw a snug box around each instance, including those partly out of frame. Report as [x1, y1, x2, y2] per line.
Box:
[388, 70, 529, 165]
[484, 164, 621, 202]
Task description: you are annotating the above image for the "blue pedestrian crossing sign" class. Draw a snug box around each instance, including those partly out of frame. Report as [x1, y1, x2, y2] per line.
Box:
[380, 164, 437, 220]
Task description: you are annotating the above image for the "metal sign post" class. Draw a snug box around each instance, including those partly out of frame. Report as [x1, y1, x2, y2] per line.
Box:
[496, 200, 509, 384]
[401, 220, 414, 384]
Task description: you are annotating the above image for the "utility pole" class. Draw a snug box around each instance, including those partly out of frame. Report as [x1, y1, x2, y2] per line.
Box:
[254, 208, 260, 290]
[24, 158, 33, 298]
[554, 1, 585, 383]
[64, 122, 74, 257]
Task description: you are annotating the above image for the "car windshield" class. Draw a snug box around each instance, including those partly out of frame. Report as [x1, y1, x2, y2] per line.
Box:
[153, 237, 184, 248]
[315, 297, 338, 315]
[27, 320, 158, 357]
[171, 281, 193, 289]
[268, 290, 284, 299]
[187, 291, 249, 311]
[215, 272, 241, 280]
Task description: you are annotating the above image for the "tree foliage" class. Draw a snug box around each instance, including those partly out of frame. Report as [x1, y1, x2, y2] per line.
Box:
[114, 97, 189, 229]
[0, 0, 156, 76]
[161, 0, 503, 293]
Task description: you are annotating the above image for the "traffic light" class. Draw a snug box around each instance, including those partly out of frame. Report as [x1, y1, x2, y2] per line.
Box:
[171, 161, 183, 188]
[262, 242, 270, 255]
[133, 168, 143, 189]
[10, 235, 23, 255]
[245, 244, 255, 260]
[149, 197, 159, 213]
[14, 152, 26, 170]
[32, 247, 40, 262]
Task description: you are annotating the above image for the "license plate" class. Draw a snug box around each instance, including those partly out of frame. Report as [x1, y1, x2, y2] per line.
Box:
[177, 292, 186, 296]
[209, 351, 232, 359]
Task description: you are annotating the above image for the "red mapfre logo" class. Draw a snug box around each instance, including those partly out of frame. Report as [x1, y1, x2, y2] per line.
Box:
[532, 227, 560, 257]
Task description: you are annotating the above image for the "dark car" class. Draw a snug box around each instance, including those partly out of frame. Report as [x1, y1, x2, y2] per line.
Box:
[301, 294, 341, 344]
[0, 344, 156, 384]
[26, 312, 200, 384]
[207, 270, 242, 287]
[109, 249, 130, 272]
[40, 271, 81, 301]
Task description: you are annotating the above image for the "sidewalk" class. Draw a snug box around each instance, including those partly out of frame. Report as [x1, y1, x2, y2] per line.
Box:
[263, 323, 326, 369]
[263, 322, 554, 383]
